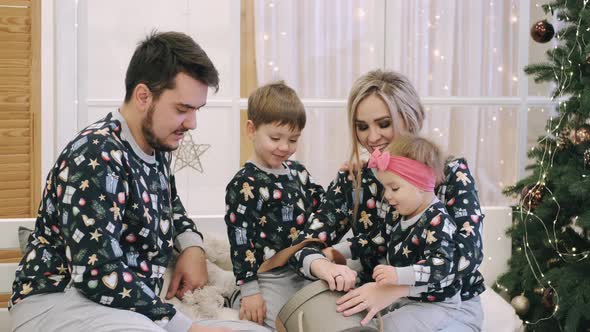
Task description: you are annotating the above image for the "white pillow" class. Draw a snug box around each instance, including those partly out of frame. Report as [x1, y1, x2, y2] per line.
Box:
[481, 288, 524, 332]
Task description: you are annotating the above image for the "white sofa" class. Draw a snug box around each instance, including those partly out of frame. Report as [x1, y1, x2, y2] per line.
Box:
[0, 207, 523, 331]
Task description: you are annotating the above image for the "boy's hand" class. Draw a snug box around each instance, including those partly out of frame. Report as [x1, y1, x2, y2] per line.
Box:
[372, 264, 398, 286]
[239, 293, 266, 326]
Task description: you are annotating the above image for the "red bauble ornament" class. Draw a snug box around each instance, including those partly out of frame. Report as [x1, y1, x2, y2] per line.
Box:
[530, 20, 555, 43]
[542, 288, 555, 310]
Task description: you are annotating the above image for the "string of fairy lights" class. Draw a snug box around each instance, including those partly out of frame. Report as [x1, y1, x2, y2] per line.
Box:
[496, 0, 590, 327]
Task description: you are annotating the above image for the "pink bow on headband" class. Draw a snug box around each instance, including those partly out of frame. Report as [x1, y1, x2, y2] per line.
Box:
[367, 149, 391, 171]
[368, 148, 437, 192]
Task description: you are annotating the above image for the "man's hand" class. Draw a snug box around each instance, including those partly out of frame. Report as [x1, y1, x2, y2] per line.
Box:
[189, 323, 232, 332]
[336, 283, 410, 326]
[310, 259, 357, 291]
[239, 293, 267, 326]
[372, 264, 398, 286]
[166, 246, 208, 300]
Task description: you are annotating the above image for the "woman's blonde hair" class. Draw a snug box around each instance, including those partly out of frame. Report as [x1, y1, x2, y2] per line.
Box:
[384, 135, 445, 185]
[347, 70, 425, 220]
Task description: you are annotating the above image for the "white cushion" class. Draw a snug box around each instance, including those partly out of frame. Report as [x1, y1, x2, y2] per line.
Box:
[481, 288, 524, 332]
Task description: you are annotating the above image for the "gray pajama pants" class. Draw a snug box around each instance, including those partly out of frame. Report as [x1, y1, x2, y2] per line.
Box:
[379, 293, 463, 332]
[11, 286, 270, 332]
[439, 296, 483, 332]
[231, 266, 311, 331]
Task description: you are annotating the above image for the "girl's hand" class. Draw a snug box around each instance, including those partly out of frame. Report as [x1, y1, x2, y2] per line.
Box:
[372, 264, 398, 286]
[336, 283, 410, 326]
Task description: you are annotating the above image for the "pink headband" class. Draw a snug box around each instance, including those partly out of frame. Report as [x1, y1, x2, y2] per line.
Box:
[368, 149, 436, 192]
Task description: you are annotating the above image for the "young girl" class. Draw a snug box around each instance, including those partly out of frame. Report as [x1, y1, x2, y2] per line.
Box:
[336, 135, 462, 331]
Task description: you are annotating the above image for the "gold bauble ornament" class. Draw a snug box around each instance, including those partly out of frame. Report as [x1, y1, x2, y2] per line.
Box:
[547, 257, 560, 268]
[569, 124, 590, 144]
[521, 185, 543, 211]
[511, 294, 530, 316]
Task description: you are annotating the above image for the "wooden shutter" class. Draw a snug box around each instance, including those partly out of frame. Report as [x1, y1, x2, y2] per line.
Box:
[0, 0, 41, 217]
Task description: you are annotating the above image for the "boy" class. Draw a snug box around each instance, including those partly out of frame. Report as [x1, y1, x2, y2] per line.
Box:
[224, 82, 324, 330]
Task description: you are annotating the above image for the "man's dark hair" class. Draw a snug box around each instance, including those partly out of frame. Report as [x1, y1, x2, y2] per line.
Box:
[124, 31, 219, 102]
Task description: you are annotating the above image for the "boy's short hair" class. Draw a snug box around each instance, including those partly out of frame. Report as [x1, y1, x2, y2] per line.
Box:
[386, 135, 445, 184]
[247, 81, 306, 131]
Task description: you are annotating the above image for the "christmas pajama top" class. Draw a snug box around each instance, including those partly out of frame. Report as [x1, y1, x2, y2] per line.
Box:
[293, 158, 486, 301]
[224, 160, 324, 297]
[10, 111, 203, 331]
[350, 198, 461, 302]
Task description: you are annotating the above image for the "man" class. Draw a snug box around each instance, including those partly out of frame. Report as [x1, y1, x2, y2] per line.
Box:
[10, 31, 268, 332]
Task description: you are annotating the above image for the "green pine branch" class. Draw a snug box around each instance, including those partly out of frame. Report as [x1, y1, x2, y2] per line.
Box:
[500, 0, 590, 330]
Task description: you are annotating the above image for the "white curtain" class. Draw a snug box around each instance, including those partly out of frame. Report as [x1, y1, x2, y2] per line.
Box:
[254, 0, 382, 187]
[387, 0, 519, 206]
[254, 0, 520, 206]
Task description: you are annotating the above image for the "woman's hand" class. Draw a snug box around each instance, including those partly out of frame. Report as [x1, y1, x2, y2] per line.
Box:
[372, 264, 398, 286]
[310, 259, 357, 291]
[336, 283, 410, 326]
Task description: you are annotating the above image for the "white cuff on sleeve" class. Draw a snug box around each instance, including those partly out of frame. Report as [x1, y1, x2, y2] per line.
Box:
[302, 254, 329, 279]
[408, 285, 429, 297]
[239, 280, 261, 297]
[395, 266, 417, 285]
[174, 231, 205, 253]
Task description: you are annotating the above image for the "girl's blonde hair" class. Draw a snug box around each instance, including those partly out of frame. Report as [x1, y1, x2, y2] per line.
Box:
[347, 70, 426, 220]
[384, 135, 445, 185]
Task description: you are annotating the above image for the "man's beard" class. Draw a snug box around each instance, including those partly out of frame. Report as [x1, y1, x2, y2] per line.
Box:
[141, 104, 178, 152]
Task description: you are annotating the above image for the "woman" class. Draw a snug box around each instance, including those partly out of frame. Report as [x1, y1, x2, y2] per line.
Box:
[300, 70, 485, 331]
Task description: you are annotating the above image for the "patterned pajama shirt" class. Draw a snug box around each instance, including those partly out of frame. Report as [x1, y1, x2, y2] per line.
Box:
[224, 160, 324, 296]
[11, 111, 204, 330]
[293, 157, 486, 301]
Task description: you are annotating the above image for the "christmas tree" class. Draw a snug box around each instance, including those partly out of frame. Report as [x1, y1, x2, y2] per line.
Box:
[498, 1, 590, 331]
